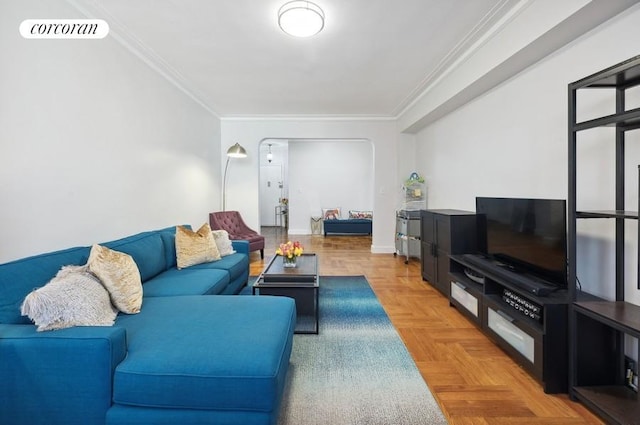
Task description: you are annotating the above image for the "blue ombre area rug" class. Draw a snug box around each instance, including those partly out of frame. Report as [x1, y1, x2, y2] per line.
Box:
[275, 275, 448, 425]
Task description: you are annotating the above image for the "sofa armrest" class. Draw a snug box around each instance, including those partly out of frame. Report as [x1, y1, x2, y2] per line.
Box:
[232, 239, 250, 255]
[0, 324, 127, 425]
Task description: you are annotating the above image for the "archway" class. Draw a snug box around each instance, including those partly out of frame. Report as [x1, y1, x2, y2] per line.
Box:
[258, 138, 374, 235]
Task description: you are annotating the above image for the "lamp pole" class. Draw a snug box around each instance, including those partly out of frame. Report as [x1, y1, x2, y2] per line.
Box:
[222, 143, 247, 211]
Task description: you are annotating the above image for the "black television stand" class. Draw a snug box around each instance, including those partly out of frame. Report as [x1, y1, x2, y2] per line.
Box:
[449, 254, 569, 393]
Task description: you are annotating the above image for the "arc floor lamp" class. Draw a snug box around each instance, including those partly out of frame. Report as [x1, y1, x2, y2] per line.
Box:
[222, 143, 247, 211]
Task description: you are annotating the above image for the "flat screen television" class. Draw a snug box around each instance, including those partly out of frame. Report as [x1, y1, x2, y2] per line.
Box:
[475, 197, 567, 287]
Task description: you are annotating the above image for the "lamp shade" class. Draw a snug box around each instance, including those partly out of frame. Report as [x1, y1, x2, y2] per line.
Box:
[278, 1, 324, 38]
[226, 142, 247, 158]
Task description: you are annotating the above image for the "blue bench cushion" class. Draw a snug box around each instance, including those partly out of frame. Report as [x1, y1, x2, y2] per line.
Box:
[142, 268, 230, 296]
[324, 218, 372, 235]
[112, 296, 296, 412]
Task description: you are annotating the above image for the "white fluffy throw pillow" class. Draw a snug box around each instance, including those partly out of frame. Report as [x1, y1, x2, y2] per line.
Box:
[21, 265, 118, 332]
[212, 230, 236, 257]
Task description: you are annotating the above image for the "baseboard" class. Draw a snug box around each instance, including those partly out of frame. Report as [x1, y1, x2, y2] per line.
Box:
[371, 245, 395, 254]
[287, 229, 311, 235]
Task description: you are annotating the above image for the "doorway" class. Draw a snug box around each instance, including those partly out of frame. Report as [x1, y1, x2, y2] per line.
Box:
[259, 141, 288, 229]
[260, 164, 284, 226]
[258, 138, 374, 235]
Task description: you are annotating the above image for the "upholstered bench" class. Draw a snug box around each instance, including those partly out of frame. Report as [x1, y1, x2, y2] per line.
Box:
[323, 219, 372, 236]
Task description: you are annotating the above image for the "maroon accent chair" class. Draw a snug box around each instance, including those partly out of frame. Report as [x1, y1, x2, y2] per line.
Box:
[209, 211, 265, 259]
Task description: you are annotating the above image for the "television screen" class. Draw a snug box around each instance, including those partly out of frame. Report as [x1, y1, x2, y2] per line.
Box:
[476, 197, 567, 287]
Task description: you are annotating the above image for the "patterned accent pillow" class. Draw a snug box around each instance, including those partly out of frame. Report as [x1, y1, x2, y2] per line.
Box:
[322, 207, 341, 220]
[349, 210, 373, 219]
[212, 229, 236, 257]
[175, 223, 221, 269]
[88, 244, 143, 314]
[21, 265, 118, 331]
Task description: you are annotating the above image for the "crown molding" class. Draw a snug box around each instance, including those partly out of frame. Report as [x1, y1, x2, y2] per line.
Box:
[398, 0, 640, 133]
[220, 114, 396, 122]
[393, 0, 530, 118]
[66, 0, 220, 118]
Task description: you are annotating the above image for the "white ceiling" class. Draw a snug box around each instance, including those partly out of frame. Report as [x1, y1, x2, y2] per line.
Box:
[72, 0, 522, 118]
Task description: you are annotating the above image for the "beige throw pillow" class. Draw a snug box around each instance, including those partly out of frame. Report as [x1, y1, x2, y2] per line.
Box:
[88, 244, 143, 314]
[176, 223, 221, 269]
[212, 229, 236, 257]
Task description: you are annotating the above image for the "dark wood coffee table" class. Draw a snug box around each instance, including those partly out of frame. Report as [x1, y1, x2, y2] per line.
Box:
[253, 253, 319, 334]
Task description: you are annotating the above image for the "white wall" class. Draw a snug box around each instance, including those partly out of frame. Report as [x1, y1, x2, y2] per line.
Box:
[287, 139, 374, 234]
[221, 119, 398, 253]
[414, 6, 640, 303]
[0, 0, 221, 262]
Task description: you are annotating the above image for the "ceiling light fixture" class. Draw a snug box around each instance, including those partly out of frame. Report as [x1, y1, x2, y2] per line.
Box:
[278, 1, 325, 38]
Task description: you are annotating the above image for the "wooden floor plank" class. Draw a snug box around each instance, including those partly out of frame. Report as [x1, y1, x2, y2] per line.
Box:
[251, 229, 604, 425]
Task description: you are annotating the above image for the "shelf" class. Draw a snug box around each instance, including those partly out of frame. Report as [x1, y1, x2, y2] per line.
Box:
[574, 301, 640, 338]
[573, 107, 640, 131]
[570, 55, 640, 90]
[573, 386, 639, 425]
[576, 210, 639, 219]
[449, 271, 484, 294]
[569, 56, 640, 423]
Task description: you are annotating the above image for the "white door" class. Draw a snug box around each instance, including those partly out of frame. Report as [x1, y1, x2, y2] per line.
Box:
[259, 165, 283, 226]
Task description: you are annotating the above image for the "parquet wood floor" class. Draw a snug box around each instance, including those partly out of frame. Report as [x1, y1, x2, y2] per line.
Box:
[251, 228, 603, 425]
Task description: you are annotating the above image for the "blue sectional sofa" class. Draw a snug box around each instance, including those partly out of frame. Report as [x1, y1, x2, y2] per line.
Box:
[0, 226, 296, 425]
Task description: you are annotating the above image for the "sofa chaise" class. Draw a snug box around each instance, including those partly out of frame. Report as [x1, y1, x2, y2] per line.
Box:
[0, 226, 296, 425]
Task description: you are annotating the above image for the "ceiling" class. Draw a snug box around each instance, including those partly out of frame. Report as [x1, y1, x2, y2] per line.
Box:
[71, 0, 522, 118]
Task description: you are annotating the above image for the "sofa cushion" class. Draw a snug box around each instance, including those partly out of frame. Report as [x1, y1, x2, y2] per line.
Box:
[88, 245, 143, 314]
[160, 232, 177, 269]
[142, 268, 230, 296]
[0, 246, 90, 325]
[21, 265, 118, 331]
[112, 296, 296, 412]
[176, 224, 221, 269]
[103, 232, 166, 282]
[188, 252, 248, 283]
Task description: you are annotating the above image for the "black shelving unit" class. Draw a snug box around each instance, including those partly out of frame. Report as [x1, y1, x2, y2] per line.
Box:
[568, 55, 640, 424]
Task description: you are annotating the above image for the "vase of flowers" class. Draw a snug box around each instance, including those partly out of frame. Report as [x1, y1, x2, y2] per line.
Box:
[276, 241, 303, 268]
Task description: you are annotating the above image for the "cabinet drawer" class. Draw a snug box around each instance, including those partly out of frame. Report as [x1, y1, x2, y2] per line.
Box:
[451, 281, 480, 319]
[486, 306, 535, 363]
[407, 219, 420, 237]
